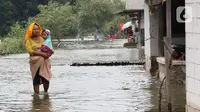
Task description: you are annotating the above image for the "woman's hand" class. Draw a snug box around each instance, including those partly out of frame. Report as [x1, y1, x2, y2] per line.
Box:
[41, 52, 49, 59]
[47, 53, 52, 58]
[32, 51, 47, 58]
[43, 52, 53, 59]
[31, 51, 52, 59]
[37, 47, 41, 50]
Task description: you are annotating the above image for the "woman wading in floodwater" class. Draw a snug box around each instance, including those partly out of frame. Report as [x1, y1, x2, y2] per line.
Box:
[24, 22, 52, 94]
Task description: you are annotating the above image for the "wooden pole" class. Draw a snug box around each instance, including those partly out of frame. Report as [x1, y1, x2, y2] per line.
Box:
[165, 0, 172, 111]
[137, 11, 142, 60]
[158, 5, 164, 56]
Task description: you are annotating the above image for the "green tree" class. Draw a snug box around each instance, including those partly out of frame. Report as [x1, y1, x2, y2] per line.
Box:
[36, 0, 51, 5]
[0, 0, 44, 36]
[30, 2, 78, 37]
[0, 0, 16, 36]
[76, 0, 114, 34]
[53, 0, 77, 5]
[0, 0, 128, 54]
[0, 23, 26, 54]
[11, 0, 39, 22]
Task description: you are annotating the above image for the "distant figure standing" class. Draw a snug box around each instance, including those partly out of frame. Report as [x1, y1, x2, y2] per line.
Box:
[127, 26, 134, 42]
[109, 27, 115, 41]
[95, 35, 100, 41]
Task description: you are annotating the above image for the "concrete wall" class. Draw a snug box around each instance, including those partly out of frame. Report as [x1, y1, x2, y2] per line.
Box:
[186, 0, 200, 112]
[144, 3, 160, 74]
[144, 2, 151, 73]
[140, 12, 144, 29]
[126, 0, 144, 10]
[144, 3, 161, 57]
[144, 3, 151, 57]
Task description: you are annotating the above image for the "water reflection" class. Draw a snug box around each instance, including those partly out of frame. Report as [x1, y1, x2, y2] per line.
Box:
[148, 78, 185, 112]
[31, 94, 51, 112]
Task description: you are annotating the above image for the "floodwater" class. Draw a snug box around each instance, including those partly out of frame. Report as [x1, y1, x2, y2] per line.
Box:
[0, 39, 185, 112]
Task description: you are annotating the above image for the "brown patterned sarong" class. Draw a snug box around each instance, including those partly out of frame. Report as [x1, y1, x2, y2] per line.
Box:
[29, 56, 52, 84]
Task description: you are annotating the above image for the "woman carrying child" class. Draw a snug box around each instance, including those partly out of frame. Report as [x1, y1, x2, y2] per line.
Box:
[24, 22, 53, 94]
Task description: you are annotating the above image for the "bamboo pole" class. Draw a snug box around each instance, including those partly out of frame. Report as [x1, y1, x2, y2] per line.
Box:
[165, 0, 172, 111]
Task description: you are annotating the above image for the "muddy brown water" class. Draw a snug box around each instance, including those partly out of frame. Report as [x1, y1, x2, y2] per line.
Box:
[0, 39, 185, 112]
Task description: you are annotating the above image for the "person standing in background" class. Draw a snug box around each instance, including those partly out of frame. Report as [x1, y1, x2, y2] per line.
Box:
[109, 27, 115, 41]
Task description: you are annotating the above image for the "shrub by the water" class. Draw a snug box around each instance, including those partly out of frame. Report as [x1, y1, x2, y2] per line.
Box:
[0, 23, 26, 55]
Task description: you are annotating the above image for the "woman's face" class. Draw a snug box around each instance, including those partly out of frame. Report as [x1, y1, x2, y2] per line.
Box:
[42, 32, 48, 39]
[32, 24, 40, 37]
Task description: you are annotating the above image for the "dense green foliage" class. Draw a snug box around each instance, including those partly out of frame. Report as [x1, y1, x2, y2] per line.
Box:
[0, 0, 40, 36]
[0, 0, 73, 36]
[0, 23, 26, 54]
[0, 0, 129, 54]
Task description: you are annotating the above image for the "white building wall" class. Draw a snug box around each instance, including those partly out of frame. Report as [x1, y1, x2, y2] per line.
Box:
[144, 2, 152, 73]
[126, 0, 144, 10]
[186, 0, 200, 112]
[144, 3, 151, 57]
[144, 2, 160, 73]
[140, 12, 144, 29]
[144, 3, 159, 57]
[150, 37, 159, 56]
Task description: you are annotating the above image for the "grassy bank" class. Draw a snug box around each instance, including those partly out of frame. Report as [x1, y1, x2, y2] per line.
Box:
[0, 38, 25, 55]
[0, 23, 26, 55]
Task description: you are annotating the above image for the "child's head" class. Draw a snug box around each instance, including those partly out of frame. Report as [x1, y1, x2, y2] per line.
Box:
[42, 29, 50, 40]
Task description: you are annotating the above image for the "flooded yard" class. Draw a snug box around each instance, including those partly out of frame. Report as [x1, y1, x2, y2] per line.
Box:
[0, 39, 185, 112]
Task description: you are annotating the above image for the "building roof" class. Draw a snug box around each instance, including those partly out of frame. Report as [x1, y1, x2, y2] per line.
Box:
[126, 0, 144, 10]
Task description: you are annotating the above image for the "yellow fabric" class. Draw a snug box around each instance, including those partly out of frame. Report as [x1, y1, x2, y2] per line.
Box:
[24, 22, 42, 44]
[25, 38, 44, 53]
